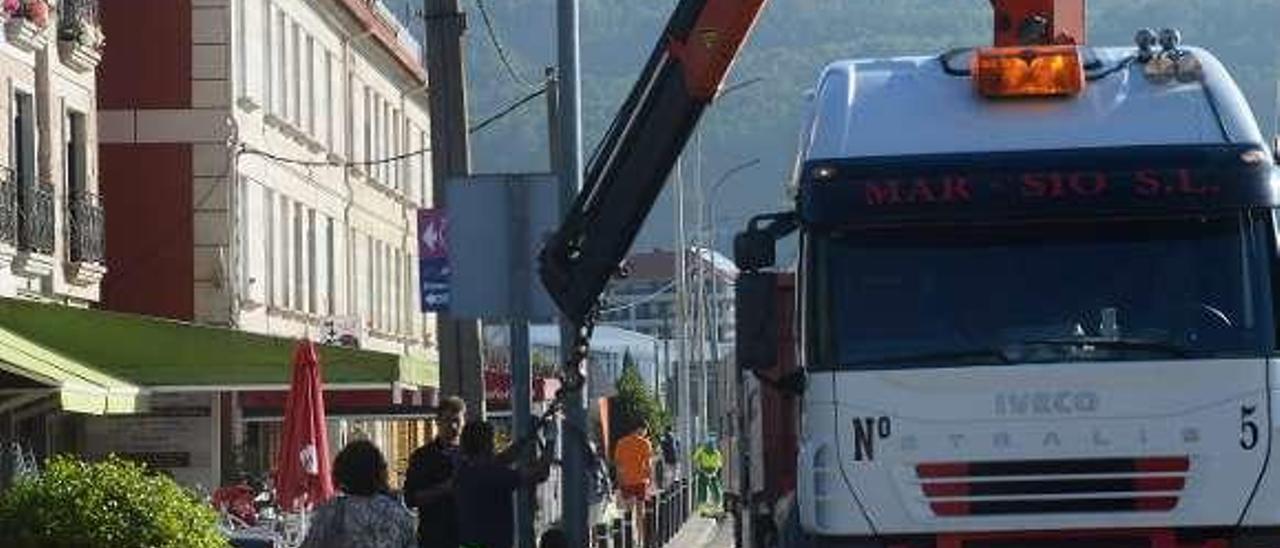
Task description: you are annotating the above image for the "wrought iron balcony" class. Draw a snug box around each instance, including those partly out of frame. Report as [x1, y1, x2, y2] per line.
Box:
[67, 191, 103, 264]
[57, 0, 99, 35]
[18, 182, 54, 255]
[0, 173, 16, 247]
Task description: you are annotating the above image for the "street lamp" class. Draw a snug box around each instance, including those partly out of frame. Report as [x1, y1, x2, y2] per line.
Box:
[697, 157, 759, 440]
[678, 74, 765, 457]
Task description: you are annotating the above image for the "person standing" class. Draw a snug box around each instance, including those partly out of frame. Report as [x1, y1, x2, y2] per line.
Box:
[693, 438, 724, 512]
[403, 396, 466, 548]
[454, 420, 552, 548]
[302, 440, 416, 548]
[613, 424, 653, 546]
[659, 429, 679, 487]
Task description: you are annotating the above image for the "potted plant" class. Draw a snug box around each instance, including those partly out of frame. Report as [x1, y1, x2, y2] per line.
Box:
[20, 0, 46, 28]
[0, 0, 19, 21]
[55, 0, 101, 71]
[4, 0, 50, 52]
[57, 2, 102, 50]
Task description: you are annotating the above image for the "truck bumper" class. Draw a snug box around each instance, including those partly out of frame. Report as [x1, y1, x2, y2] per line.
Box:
[804, 528, 1280, 548]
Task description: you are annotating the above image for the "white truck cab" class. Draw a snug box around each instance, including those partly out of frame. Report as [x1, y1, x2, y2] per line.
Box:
[776, 30, 1280, 548]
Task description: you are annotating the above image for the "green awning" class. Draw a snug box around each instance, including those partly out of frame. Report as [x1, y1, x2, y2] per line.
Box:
[0, 298, 437, 393]
[0, 324, 141, 415]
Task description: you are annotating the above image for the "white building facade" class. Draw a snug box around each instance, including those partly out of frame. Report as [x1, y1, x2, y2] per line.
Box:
[0, 0, 105, 305]
[100, 0, 433, 358]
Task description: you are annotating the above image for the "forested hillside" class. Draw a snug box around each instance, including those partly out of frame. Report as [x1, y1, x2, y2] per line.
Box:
[393, 0, 1280, 250]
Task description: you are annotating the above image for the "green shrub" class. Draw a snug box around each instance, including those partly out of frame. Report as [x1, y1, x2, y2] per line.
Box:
[0, 455, 228, 548]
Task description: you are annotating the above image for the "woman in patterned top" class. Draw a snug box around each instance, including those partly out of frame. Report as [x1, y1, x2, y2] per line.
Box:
[302, 440, 416, 548]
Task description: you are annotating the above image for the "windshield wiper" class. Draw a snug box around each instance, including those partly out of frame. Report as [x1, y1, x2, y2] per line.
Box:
[1016, 337, 1192, 358]
[852, 347, 1013, 367]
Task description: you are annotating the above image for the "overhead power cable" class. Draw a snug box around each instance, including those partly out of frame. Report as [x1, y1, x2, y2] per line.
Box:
[240, 145, 431, 168]
[473, 0, 537, 89]
[469, 85, 548, 134]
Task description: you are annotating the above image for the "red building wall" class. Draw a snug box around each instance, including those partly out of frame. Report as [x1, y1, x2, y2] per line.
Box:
[97, 0, 195, 320]
[100, 144, 194, 321]
[98, 0, 191, 109]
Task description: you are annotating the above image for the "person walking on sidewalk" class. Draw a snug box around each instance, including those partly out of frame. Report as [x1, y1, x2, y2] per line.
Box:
[693, 438, 723, 513]
[614, 424, 654, 546]
[403, 396, 466, 548]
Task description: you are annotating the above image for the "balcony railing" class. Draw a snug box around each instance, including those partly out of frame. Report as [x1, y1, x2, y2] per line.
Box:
[0, 172, 16, 247]
[67, 191, 103, 264]
[57, 0, 99, 33]
[18, 182, 54, 255]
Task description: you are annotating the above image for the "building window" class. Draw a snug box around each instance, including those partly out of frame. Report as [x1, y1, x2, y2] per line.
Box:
[391, 249, 401, 332]
[418, 129, 428, 202]
[274, 11, 285, 115]
[290, 22, 301, 126]
[64, 110, 86, 196]
[260, 0, 271, 105]
[305, 35, 315, 136]
[12, 90, 34, 188]
[392, 109, 401, 192]
[326, 217, 335, 316]
[362, 86, 372, 165]
[280, 197, 292, 308]
[307, 209, 316, 314]
[349, 228, 360, 317]
[293, 202, 304, 310]
[234, 0, 244, 99]
[324, 52, 334, 150]
[366, 235, 374, 324]
[238, 178, 251, 297]
[373, 96, 382, 183]
[264, 188, 275, 307]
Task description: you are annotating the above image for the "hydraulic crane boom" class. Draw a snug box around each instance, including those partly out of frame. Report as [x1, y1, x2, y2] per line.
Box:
[539, 0, 769, 325]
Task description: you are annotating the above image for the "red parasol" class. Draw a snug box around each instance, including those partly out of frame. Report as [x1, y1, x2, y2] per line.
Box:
[274, 339, 334, 511]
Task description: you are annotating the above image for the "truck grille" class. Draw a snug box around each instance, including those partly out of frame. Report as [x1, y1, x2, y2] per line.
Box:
[914, 456, 1190, 517]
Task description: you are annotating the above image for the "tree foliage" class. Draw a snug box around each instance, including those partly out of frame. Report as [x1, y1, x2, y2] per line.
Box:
[0, 455, 228, 548]
[612, 355, 668, 441]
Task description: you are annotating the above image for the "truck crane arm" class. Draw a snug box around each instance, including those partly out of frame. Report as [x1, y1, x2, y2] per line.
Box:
[538, 0, 769, 325]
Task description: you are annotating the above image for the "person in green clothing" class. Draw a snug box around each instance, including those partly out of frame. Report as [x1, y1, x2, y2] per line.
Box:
[693, 437, 723, 511]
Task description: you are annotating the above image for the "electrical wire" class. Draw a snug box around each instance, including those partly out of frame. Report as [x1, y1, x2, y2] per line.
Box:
[469, 85, 548, 134]
[473, 0, 537, 89]
[240, 144, 431, 168]
[598, 280, 677, 315]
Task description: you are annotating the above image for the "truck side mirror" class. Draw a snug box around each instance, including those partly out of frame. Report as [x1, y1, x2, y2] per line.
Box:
[734, 229, 776, 271]
[735, 271, 778, 372]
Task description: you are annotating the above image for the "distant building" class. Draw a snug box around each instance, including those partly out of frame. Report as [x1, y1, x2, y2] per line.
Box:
[597, 247, 736, 437]
[483, 324, 660, 401]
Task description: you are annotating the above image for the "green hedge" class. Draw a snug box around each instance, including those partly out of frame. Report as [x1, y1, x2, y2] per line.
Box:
[0, 455, 228, 548]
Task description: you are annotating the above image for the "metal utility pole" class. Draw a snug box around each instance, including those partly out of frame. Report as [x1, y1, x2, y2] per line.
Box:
[424, 0, 486, 419]
[674, 158, 693, 480]
[555, 2, 590, 545]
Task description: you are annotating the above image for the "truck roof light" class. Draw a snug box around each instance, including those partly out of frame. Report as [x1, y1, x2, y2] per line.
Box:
[811, 165, 838, 181]
[972, 46, 1085, 98]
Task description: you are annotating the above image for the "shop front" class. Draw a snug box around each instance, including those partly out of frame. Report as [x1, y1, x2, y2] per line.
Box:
[0, 297, 438, 492]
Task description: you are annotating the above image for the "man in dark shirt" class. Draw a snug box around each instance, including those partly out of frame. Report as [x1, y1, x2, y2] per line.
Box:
[455, 420, 551, 548]
[403, 396, 466, 548]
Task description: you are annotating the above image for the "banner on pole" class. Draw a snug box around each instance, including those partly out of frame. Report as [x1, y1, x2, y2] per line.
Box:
[418, 208, 450, 312]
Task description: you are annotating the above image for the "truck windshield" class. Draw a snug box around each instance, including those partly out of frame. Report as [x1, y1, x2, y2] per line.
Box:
[821, 214, 1274, 369]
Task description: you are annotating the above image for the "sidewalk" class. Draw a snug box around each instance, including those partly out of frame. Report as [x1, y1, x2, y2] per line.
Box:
[667, 515, 722, 547]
